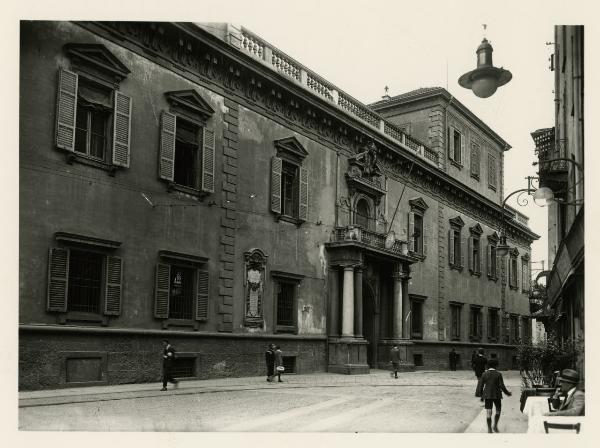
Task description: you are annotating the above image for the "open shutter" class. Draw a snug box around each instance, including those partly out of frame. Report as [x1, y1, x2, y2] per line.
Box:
[299, 167, 308, 221]
[47, 247, 69, 312]
[448, 127, 454, 161]
[495, 254, 501, 279]
[104, 255, 123, 315]
[467, 237, 473, 271]
[477, 241, 482, 274]
[460, 237, 466, 267]
[516, 258, 520, 290]
[112, 91, 132, 168]
[408, 212, 415, 252]
[477, 312, 483, 338]
[55, 68, 78, 151]
[460, 133, 465, 165]
[487, 244, 492, 276]
[271, 156, 282, 214]
[201, 128, 216, 193]
[423, 224, 430, 257]
[196, 269, 209, 321]
[159, 112, 176, 181]
[154, 263, 170, 318]
[507, 257, 512, 287]
[448, 230, 455, 266]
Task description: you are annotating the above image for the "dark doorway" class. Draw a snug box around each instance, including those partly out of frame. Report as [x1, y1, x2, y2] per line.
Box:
[362, 282, 376, 367]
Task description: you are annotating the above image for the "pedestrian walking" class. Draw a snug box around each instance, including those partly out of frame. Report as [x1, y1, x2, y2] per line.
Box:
[449, 348, 458, 371]
[274, 345, 284, 382]
[390, 344, 401, 378]
[161, 339, 178, 391]
[475, 358, 512, 433]
[265, 343, 275, 382]
[470, 350, 477, 372]
[472, 348, 487, 379]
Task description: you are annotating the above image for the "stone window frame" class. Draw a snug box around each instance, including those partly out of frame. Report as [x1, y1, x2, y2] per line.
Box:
[408, 197, 429, 261]
[487, 153, 498, 191]
[448, 125, 465, 169]
[271, 270, 304, 334]
[409, 294, 427, 340]
[486, 233, 500, 282]
[521, 253, 531, 294]
[469, 305, 483, 342]
[449, 301, 463, 341]
[448, 216, 465, 271]
[487, 307, 501, 342]
[470, 140, 481, 181]
[508, 247, 520, 290]
[467, 223, 483, 276]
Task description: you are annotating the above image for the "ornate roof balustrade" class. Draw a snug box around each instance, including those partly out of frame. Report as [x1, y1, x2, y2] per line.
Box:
[237, 27, 439, 168]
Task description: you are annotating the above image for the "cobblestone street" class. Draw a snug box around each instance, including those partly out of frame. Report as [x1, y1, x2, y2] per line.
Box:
[19, 370, 528, 433]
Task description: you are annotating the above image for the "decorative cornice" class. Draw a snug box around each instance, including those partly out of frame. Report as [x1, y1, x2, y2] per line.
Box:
[77, 21, 537, 246]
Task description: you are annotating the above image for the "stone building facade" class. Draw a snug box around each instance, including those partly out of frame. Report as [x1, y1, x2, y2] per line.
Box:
[19, 21, 537, 390]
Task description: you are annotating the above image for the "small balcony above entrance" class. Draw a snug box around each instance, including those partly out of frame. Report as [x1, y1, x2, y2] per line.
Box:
[328, 226, 417, 263]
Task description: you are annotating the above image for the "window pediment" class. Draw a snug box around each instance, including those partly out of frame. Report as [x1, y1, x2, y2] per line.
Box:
[509, 247, 520, 257]
[165, 90, 215, 124]
[487, 231, 500, 243]
[65, 43, 130, 83]
[158, 250, 208, 265]
[408, 197, 429, 213]
[274, 136, 308, 164]
[449, 216, 465, 228]
[469, 223, 483, 235]
[54, 231, 122, 250]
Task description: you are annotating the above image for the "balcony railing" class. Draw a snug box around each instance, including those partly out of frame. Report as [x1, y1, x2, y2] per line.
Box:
[236, 27, 440, 168]
[532, 127, 568, 172]
[333, 226, 409, 256]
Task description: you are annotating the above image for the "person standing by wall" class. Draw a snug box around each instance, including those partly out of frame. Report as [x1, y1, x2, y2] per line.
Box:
[449, 348, 458, 371]
[475, 358, 512, 433]
[390, 344, 401, 378]
[274, 345, 284, 383]
[161, 339, 178, 391]
[265, 344, 276, 382]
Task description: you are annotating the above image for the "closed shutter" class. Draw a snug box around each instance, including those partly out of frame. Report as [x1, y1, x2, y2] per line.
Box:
[271, 156, 282, 214]
[477, 311, 483, 338]
[487, 244, 492, 276]
[196, 269, 209, 321]
[408, 212, 415, 252]
[154, 263, 170, 318]
[55, 68, 78, 151]
[47, 247, 69, 312]
[460, 236, 466, 267]
[159, 112, 176, 181]
[495, 254, 501, 279]
[477, 241, 482, 274]
[448, 127, 454, 161]
[104, 255, 123, 315]
[201, 128, 216, 193]
[299, 167, 308, 222]
[496, 313, 501, 339]
[468, 237, 473, 271]
[448, 229, 455, 266]
[112, 91, 132, 168]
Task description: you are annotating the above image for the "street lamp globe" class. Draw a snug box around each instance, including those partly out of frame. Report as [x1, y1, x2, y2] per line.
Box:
[533, 186, 554, 205]
[458, 37, 512, 98]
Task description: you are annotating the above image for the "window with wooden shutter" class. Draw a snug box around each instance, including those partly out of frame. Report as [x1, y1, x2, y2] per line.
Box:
[196, 269, 209, 321]
[468, 237, 473, 271]
[159, 112, 176, 181]
[55, 69, 78, 152]
[448, 229, 455, 266]
[271, 156, 283, 214]
[460, 134, 465, 165]
[104, 255, 123, 315]
[299, 167, 308, 222]
[477, 311, 483, 338]
[460, 237, 466, 268]
[448, 127, 455, 161]
[496, 254, 501, 279]
[201, 128, 215, 193]
[408, 212, 415, 253]
[487, 244, 492, 276]
[112, 91, 132, 168]
[154, 263, 170, 318]
[47, 247, 70, 312]
[423, 224, 429, 257]
[488, 154, 497, 189]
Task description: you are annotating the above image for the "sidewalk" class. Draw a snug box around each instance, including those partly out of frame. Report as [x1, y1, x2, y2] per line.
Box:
[19, 369, 529, 432]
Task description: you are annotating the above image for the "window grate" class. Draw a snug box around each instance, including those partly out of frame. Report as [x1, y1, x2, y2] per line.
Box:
[169, 266, 194, 320]
[282, 356, 296, 373]
[67, 250, 103, 313]
[172, 357, 196, 378]
[277, 283, 295, 326]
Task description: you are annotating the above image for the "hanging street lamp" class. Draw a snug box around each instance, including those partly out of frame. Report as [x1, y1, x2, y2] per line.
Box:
[459, 25, 512, 98]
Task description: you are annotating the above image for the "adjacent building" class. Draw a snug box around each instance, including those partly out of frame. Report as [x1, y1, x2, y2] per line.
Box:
[532, 25, 584, 377]
[19, 21, 537, 390]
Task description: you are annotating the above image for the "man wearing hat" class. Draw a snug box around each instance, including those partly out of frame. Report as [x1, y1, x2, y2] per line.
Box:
[544, 369, 585, 416]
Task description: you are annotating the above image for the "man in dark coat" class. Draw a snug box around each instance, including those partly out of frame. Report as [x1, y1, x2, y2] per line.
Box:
[472, 348, 488, 379]
[449, 348, 459, 371]
[476, 358, 512, 433]
[390, 345, 401, 378]
[265, 344, 276, 382]
[544, 369, 585, 416]
[161, 339, 178, 391]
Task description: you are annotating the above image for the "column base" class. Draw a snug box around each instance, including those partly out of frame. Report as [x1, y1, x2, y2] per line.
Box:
[327, 337, 370, 375]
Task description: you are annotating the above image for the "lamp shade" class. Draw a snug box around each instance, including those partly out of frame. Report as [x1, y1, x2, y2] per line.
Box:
[533, 186, 554, 205]
[496, 234, 510, 257]
[458, 38, 512, 98]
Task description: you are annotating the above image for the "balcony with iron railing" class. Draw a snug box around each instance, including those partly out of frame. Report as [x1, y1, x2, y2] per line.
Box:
[531, 127, 569, 197]
[236, 27, 440, 169]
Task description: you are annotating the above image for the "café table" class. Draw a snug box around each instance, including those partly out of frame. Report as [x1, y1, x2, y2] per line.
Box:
[523, 396, 584, 433]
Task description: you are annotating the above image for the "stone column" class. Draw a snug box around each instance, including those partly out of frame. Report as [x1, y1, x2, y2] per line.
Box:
[328, 267, 339, 336]
[354, 265, 364, 338]
[341, 265, 355, 338]
[392, 268, 403, 339]
[401, 267, 411, 339]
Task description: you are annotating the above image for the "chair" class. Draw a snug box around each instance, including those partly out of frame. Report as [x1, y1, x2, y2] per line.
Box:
[543, 421, 581, 434]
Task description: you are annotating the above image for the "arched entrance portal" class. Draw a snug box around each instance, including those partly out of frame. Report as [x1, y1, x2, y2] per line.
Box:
[362, 281, 377, 367]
